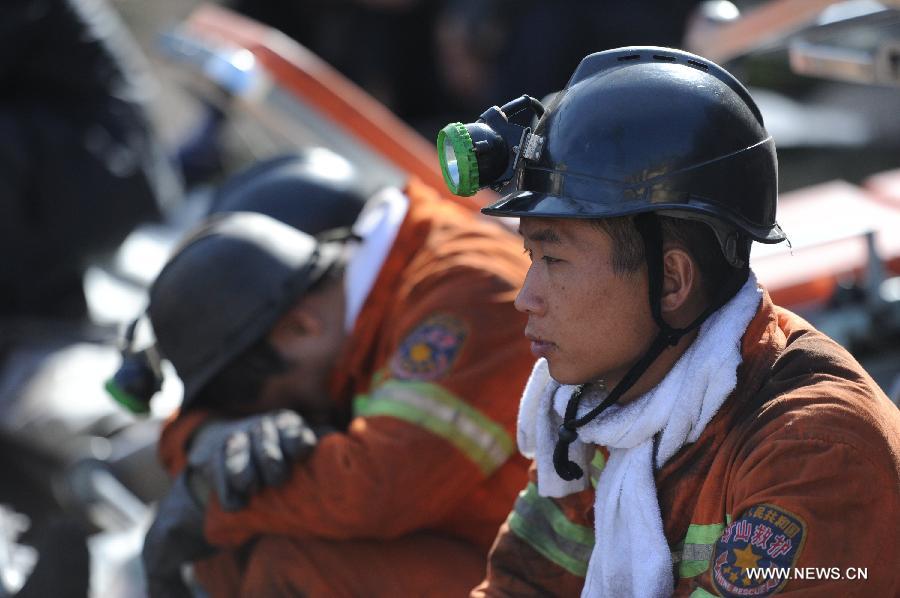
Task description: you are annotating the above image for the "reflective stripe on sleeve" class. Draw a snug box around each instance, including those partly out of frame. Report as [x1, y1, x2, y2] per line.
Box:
[353, 379, 514, 474]
[507, 482, 595, 577]
[670, 522, 725, 578]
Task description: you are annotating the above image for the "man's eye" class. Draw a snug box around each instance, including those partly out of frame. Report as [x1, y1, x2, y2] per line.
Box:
[542, 255, 560, 264]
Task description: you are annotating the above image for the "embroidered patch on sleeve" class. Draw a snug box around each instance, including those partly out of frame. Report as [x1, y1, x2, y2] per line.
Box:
[711, 504, 807, 597]
[390, 314, 468, 381]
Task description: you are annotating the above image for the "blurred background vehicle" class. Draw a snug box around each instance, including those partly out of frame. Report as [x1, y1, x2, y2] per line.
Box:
[0, 0, 897, 596]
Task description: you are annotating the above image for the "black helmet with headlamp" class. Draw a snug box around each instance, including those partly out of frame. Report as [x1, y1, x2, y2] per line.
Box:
[106, 212, 344, 415]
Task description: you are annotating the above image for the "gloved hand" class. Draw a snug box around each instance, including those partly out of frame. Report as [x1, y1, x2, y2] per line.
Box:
[142, 472, 215, 598]
[187, 409, 317, 511]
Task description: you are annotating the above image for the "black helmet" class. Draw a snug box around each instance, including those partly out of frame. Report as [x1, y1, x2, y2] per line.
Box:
[209, 148, 368, 235]
[147, 212, 343, 408]
[482, 46, 785, 266]
[441, 47, 786, 481]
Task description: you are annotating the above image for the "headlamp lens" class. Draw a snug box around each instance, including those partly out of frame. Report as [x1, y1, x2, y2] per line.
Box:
[443, 137, 460, 187]
[437, 122, 480, 196]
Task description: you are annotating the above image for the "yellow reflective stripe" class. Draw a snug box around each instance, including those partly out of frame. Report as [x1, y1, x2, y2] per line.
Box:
[508, 482, 594, 577]
[685, 522, 725, 545]
[674, 522, 725, 578]
[690, 588, 719, 598]
[589, 448, 607, 488]
[353, 379, 514, 474]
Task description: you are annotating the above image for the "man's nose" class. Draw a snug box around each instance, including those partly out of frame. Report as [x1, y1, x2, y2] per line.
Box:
[514, 270, 546, 315]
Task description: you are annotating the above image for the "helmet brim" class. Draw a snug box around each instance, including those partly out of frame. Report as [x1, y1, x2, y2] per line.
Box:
[483, 190, 786, 244]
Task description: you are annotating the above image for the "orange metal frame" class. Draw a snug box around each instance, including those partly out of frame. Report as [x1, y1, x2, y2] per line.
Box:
[184, 3, 493, 212]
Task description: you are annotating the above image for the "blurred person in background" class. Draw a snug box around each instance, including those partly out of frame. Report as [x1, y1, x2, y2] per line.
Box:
[134, 153, 535, 596]
[0, 0, 179, 321]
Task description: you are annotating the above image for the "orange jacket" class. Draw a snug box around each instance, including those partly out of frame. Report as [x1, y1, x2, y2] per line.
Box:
[474, 290, 900, 597]
[159, 178, 532, 552]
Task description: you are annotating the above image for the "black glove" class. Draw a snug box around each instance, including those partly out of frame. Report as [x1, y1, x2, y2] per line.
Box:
[142, 473, 215, 598]
[188, 409, 317, 511]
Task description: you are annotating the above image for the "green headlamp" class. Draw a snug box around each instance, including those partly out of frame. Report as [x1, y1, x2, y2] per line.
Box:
[437, 123, 480, 196]
[105, 317, 162, 416]
[437, 95, 545, 197]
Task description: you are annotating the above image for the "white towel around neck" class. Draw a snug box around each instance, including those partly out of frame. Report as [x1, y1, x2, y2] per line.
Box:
[518, 272, 762, 597]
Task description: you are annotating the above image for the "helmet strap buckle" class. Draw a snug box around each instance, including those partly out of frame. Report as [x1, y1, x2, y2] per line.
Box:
[723, 231, 747, 269]
[505, 127, 533, 190]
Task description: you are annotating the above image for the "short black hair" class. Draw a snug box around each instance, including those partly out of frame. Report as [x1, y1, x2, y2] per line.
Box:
[592, 215, 743, 304]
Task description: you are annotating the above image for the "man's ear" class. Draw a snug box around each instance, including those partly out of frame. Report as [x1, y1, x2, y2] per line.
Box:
[660, 247, 696, 314]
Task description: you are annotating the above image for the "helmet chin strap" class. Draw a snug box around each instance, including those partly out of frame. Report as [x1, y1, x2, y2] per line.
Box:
[552, 214, 748, 480]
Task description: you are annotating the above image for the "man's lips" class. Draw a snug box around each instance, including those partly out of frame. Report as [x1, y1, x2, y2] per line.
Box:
[525, 334, 556, 358]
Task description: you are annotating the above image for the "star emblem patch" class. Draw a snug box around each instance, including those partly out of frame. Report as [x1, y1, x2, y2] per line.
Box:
[711, 504, 807, 596]
[390, 314, 468, 381]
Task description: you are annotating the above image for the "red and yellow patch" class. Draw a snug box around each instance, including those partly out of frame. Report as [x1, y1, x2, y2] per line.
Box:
[390, 314, 468, 381]
[711, 504, 807, 596]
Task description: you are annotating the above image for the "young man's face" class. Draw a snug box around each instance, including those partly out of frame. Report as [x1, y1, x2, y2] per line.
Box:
[516, 217, 657, 386]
